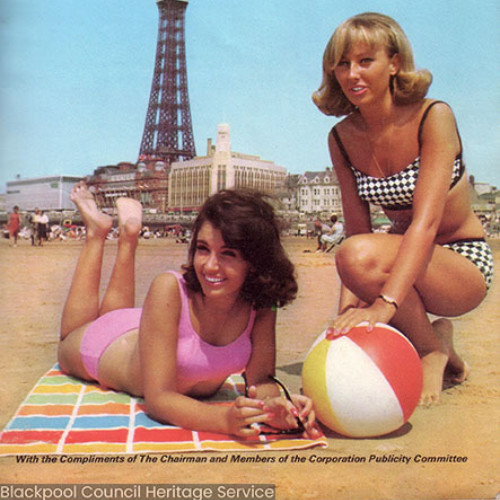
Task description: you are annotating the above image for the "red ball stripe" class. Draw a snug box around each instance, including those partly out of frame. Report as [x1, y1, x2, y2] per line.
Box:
[347, 325, 422, 421]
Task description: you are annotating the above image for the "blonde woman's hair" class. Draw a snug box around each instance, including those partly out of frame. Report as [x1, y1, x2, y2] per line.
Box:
[312, 12, 432, 117]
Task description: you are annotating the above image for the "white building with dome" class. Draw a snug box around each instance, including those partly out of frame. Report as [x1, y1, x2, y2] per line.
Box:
[168, 124, 287, 212]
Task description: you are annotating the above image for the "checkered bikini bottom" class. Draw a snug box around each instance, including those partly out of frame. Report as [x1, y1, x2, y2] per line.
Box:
[442, 238, 494, 289]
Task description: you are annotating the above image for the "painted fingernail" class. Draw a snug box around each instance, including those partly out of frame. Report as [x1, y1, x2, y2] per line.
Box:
[290, 408, 299, 417]
[326, 328, 336, 340]
[328, 328, 340, 338]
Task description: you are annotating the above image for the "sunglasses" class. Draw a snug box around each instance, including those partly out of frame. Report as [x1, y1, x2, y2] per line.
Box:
[242, 373, 306, 436]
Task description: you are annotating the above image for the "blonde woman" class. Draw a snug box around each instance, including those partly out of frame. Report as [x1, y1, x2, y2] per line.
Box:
[313, 13, 493, 404]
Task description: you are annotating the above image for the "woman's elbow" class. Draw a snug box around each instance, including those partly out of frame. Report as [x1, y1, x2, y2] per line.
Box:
[143, 390, 171, 423]
[144, 396, 161, 421]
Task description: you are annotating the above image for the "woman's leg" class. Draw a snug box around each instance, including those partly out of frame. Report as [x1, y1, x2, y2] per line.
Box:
[335, 233, 486, 404]
[60, 183, 113, 339]
[99, 197, 142, 315]
[58, 189, 142, 383]
[37, 224, 43, 247]
[87, 199, 142, 394]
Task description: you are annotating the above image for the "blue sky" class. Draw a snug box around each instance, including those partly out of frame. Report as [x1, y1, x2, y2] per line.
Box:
[1, 0, 498, 192]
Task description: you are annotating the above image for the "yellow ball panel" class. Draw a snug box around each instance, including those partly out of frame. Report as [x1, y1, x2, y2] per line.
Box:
[302, 339, 347, 434]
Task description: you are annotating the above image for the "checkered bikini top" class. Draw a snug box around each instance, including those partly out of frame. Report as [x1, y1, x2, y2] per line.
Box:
[331, 101, 465, 211]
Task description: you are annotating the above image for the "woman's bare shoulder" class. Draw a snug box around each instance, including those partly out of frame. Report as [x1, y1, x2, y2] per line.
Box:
[148, 271, 182, 299]
[414, 98, 454, 120]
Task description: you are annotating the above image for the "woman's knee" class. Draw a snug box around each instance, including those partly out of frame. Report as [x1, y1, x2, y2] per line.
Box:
[57, 340, 72, 375]
[335, 235, 383, 278]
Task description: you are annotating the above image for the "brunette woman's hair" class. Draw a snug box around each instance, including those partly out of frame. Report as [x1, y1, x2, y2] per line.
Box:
[182, 189, 297, 309]
[312, 12, 432, 116]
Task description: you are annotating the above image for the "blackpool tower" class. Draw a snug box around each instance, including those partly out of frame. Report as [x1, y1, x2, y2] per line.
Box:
[139, 0, 196, 165]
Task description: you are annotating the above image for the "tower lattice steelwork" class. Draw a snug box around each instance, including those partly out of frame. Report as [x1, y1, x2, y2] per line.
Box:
[139, 0, 196, 165]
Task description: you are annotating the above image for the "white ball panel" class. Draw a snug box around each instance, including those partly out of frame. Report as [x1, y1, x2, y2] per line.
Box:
[324, 337, 404, 437]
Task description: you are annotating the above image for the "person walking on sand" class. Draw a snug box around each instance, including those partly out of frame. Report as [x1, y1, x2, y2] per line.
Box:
[36, 210, 49, 246]
[25, 211, 36, 246]
[7, 206, 21, 247]
[58, 182, 319, 438]
[313, 12, 493, 405]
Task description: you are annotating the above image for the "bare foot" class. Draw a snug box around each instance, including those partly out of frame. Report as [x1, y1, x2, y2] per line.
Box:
[116, 198, 142, 240]
[70, 182, 112, 238]
[432, 318, 470, 384]
[419, 350, 449, 406]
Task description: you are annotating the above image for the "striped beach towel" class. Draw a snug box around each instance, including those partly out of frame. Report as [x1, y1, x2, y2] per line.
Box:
[0, 365, 327, 455]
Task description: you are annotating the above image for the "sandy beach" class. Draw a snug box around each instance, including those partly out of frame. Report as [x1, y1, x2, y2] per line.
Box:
[0, 235, 498, 499]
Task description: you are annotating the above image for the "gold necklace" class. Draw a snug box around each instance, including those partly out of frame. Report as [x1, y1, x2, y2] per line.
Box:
[365, 120, 394, 178]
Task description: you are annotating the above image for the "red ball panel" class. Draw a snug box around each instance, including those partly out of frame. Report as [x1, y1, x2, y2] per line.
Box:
[347, 324, 423, 420]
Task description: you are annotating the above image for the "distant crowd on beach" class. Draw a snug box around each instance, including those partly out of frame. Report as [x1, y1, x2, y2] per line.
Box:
[3, 205, 499, 250]
[5, 206, 50, 247]
[2, 206, 194, 247]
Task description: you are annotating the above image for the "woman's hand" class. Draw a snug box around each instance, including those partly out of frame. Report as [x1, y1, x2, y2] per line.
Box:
[290, 394, 321, 438]
[225, 390, 269, 437]
[259, 393, 321, 439]
[260, 395, 300, 430]
[228, 385, 321, 438]
[326, 299, 397, 337]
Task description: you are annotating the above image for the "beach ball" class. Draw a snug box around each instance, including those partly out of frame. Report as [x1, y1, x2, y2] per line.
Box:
[302, 323, 422, 438]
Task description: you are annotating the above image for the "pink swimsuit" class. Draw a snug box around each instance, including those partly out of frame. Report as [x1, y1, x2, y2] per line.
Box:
[79, 272, 255, 385]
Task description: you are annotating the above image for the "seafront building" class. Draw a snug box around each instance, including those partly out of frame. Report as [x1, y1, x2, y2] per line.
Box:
[5, 175, 83, 211]
[296, 169, 343, 215]
[278, 174, 301, 213]
[82, 124, 289, 214]
[85, 161, 168, 212]
[2, 153, 343, 220]
[168, 124, 288, 212]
